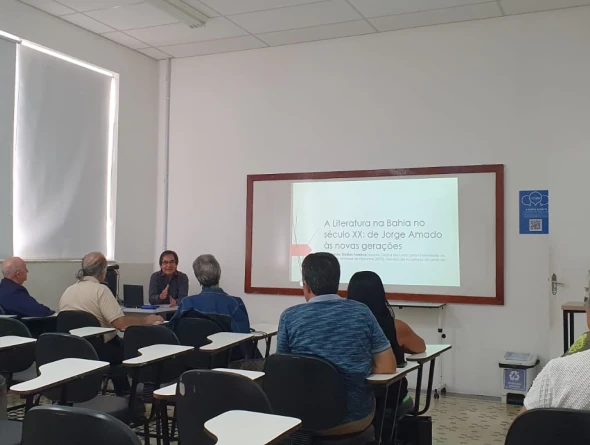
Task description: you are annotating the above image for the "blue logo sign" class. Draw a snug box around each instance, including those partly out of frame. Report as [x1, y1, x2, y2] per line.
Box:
[503, 368, 527, 391]
[519, 190, 549, 235]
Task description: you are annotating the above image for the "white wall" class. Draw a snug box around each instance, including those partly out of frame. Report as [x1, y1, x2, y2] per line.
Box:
[0, 1, 160, 304]
[166, 6, 590, 396]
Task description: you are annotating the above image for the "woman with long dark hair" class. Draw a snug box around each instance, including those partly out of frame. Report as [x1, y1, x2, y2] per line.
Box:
[348, 271, 426, 408]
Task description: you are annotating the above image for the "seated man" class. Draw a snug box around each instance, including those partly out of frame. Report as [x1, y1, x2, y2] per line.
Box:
[169, 254, 251, 334]
[59, 252, 164, 395]
[0, 257, 54, 317]
[277, 253, 396, 436]
[522, 299, 590, 412]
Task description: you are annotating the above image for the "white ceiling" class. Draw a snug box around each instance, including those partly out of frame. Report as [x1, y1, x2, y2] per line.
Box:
[17, 0, 590, 59]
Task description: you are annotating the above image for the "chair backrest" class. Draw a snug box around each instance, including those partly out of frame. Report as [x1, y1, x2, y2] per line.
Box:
[505, 408, 590, 445]
[176, 369, 273, 445]
[0, 306, 6, 315]
[0, 318, 35, 377]
[123, 325, 184, 384]
[175, 317, 229, 369]
[56, 311, 103, 353]
[263, 354, 347, 432]
[22, 405, 141, 445]
[35, 333, 102, 403]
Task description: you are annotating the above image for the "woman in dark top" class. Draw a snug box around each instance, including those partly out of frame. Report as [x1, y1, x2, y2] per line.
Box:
[348, 271, 426, 408]
[149, 250, 189, 305]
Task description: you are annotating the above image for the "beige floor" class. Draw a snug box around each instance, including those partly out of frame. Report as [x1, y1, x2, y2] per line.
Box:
[8, 393, 520, 444]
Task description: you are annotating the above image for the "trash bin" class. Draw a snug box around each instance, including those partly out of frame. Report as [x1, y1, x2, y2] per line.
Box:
[499, 352, 540, 405]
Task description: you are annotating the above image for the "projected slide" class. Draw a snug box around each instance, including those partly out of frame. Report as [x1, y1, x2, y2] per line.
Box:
[290, 178, 460, 286]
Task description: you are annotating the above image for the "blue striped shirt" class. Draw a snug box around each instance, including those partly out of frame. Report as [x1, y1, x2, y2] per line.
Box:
[277, 294, 391, 423]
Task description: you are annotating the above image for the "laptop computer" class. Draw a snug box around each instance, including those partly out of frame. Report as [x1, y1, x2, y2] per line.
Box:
[123, 284, 144, 308]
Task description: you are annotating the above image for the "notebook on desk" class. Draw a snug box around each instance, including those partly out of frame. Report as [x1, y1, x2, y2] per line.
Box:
[123, 285, 144, 308]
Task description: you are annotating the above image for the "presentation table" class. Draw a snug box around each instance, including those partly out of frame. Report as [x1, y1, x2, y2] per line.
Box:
[122, 304, 178, 316]
[10, 358, 109, 410]
[562, 301, 586, 352]
[367, 363, 420, 445]
[69, 326, 116, 339]
[0, 335, 36, 351]
[251, 323, 279, 358]
[204, 410, 301, 445]
[407, 344, 452, 415]
[389, 301, 448, 397]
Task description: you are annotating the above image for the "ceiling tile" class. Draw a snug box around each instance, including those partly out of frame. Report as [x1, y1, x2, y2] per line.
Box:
[55, 0, 142, 12]
[181, 0, 221, 17]
[229, 0, 362, 34]
[499, 0, 590, 15]
[18, 0, 76, 15]
[349, 0, 490, 18]
[85, 2, 179, 30]
[160, 35, 266, 57]
[61, 13, 116, 33]
[199, 0, 325, 15]
[101, 31, 151, 48]
[126, 17, 247, 47]
[258, 20, 375, 46]
[370, 2, 502, 31]
[137, 47, 172, 59]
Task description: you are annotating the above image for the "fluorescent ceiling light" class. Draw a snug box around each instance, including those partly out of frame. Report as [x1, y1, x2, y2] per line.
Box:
[144, 0, 208, 28]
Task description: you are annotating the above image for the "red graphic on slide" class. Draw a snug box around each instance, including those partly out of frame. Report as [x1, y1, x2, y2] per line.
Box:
[290, 244, 312, 257]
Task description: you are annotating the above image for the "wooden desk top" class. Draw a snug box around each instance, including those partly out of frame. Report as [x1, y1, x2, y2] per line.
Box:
[200, 332, 254, 353]
[70, 327, 116, 338]
[407, 344, 452, 363]
[205, 410, 301, 445]
[562, 301, 586, 312]
[0, 335, 36, 351]
[367, 362, 420, 385]
[389, 301, 446, 309]
[123, 344, 193, 367]
[122, 305, 178, 315]
[251, 323, 279, 339]
[10, 358, 108, 395]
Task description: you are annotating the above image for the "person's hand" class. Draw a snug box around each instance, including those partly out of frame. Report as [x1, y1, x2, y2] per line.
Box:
[146, 315, 165, 325]
[170, 298, 177, 307]
[159, 284, 169, 300]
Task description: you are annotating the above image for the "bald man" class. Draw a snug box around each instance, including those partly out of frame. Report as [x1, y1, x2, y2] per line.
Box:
[0, 257, 54, 317]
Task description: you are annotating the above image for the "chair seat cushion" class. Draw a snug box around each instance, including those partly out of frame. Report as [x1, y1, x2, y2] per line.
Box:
[75, 395, 146, 423]
[313, 426, 375, 445]
[0, 420, 22, 445]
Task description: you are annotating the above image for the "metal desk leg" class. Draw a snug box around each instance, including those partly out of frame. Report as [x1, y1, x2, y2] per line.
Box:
[418, 359, 437, 416]
[160, 400, 170, 445]
[569, 312, 575, 349]
[264, 338, 272, 358]
[24, 395, 34, 413]
[411, 364, 424, 416]
[563, 311, 570, 353]
[374, 386, 389, 445]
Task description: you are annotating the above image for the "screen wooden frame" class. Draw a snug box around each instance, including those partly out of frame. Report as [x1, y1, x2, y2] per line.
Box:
[245, 164, 504, 305]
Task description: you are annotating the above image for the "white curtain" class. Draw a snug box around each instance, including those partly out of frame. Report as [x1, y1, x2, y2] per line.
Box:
[0, 37, 16, 260]
[14, 45, 115, 260]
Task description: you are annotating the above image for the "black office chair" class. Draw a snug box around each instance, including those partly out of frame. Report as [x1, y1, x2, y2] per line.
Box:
[0, 306, 6, 315]
[504, 408, 590, 445]
[0, 318, 36, 386]
[22, 405, 142, 445]
[175, 316, 230, 369]
[35, 333, 145, 423]
[176, 369, 273, 445]
[263, 354, 374, 445]
[20, 314, 57, 339]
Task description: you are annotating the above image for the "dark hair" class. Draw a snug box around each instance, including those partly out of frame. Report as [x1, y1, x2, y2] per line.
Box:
[348, 271, 404, 364]
[159, 250, 179, 266]
[301, 252, 340, 296]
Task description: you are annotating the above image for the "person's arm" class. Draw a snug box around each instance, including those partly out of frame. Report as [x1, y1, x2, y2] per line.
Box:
[394, 319, 426, 354]
[230, 298, 251, 334]
[368, 309, 396, 374]
[14, 288, 54, 317]
[148, 273, 160, 305]
[276, 311, 291, 354]
[111, 314, 164, 331]
[373, 348, 397, 374]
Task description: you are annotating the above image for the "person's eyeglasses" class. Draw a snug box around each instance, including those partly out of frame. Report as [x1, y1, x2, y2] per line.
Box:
[162, 261, 176, 266]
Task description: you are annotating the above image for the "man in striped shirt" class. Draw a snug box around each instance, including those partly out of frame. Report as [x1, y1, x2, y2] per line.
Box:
[277, 252, 396, 437]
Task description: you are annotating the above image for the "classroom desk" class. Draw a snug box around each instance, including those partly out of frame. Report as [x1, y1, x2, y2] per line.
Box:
[0, 336, 36, 351]
[251, 323, 279, 358]
[200, 332, 254, 353]
[122, 305, 178, 316]
[407, 344, 452, 415]
[0, 314, 17, 318]
[205, 410, 301, 445]
[10, 358, 109, 410]
[368, 363, 420, 445]
[123, 344, 194, 367]
[69, 326, 116, 339]
[562, 301, 586, 352]
[389, 301, 447, 396]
